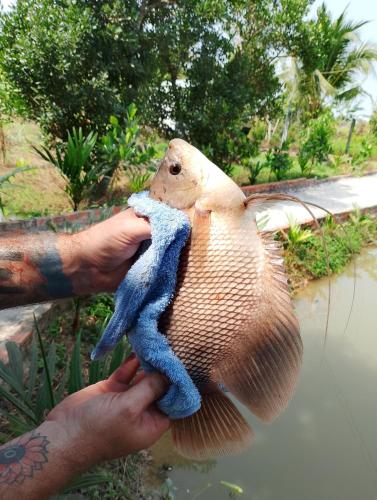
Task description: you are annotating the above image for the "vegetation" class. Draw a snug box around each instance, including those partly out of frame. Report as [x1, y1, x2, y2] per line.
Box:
[298, 111, 335, 175]
[0, 165, 34, 217]
[34, 128, 98, 211]
[283, 212, 377, 290]
[283, 3, 377, 119]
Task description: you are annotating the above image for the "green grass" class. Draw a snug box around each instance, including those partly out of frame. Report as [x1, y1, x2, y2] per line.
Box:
[1, 119, 70, 217]
[282, 212, 377, 290]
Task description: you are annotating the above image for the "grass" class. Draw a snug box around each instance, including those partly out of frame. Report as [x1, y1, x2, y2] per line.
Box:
[282, 211, 377, 291]
[1, 119, 70, 217]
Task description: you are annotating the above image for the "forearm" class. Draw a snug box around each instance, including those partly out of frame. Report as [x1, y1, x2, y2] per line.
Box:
[0, 208, 150, 310]
[0, 231, 106, 310]
[0, 421, 95, 499]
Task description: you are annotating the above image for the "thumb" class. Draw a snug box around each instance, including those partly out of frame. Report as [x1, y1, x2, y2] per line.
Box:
[119, 372, 169, 415]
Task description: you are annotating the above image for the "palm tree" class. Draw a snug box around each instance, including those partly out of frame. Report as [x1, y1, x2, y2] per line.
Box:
[283, 3, 377, 118]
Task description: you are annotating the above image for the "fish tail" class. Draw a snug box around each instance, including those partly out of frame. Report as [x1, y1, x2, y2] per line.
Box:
[171, 390, 253, 460]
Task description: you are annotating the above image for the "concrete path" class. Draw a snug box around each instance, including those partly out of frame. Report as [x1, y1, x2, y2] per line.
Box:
[255, 172, 377, 232]
[1, 172, 377, 361]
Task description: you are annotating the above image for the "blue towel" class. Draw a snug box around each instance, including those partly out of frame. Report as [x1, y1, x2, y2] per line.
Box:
[91, 191, 201, 419]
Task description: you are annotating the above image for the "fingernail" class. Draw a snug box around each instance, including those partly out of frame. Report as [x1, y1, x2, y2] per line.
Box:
[126, 352, 136, 362]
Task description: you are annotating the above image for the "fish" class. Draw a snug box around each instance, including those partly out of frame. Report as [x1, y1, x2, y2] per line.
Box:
[149, 138, 302, 460]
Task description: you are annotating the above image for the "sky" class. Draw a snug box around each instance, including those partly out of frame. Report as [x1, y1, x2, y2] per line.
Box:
[1, 0, 376, 117]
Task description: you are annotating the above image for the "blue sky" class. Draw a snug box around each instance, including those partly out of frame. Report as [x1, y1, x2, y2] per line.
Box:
[1, 0, 376, 116]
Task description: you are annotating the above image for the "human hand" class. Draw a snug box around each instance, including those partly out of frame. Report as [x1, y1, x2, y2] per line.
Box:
[46, 355, 170, 465]
[68, 208, 151, 294]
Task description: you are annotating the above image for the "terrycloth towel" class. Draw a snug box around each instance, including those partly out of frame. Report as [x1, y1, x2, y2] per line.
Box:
[91, 191, 201, 419]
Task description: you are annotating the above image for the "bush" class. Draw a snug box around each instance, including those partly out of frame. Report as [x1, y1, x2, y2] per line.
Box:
[265, 143, 292, 181]
[34, 127, 99, 211]
[209, 120, 266, 176]
[298, 111, 335, 175]
[97, 104, 161, 193]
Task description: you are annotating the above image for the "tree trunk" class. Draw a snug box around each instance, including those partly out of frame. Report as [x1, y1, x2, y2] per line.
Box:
[345, 118, 356, 154]
[0, 123, 6, 165]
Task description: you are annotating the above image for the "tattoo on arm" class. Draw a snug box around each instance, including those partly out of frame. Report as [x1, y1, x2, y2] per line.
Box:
[0, 232, 74, 309]
[0, 432, 49, 485]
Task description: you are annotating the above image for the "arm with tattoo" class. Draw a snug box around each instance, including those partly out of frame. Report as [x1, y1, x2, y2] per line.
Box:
[0, 357, 169, 500]
[0, 209, 151, 310]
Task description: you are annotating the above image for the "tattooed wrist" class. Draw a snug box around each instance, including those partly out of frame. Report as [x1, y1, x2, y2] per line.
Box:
[0, 422, 96, 499]
[0, 431, 49, 486]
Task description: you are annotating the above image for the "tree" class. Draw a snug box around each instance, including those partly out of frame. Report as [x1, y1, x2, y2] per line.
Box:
[0, 0, 151, 139]
[285, 3, 377, 118]
[0, 0, 313, 157]
[141, 0, 313, 167]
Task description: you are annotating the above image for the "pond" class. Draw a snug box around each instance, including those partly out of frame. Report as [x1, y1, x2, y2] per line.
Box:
[149, 247, 377, 500]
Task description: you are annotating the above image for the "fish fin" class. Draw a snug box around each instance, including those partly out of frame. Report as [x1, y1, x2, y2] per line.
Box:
[171, 390, 253, 460]
[214, 234, 303, 423]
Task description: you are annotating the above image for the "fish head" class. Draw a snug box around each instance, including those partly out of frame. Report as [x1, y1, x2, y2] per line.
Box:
[150, 138, 245, 213]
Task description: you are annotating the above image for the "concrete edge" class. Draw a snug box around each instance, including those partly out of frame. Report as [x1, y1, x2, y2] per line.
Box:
[242, 170, 377, 195]
[0, 300, 69, 364]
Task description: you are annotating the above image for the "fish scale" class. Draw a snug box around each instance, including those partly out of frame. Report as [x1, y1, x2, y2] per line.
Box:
[159, 211, 265, 388]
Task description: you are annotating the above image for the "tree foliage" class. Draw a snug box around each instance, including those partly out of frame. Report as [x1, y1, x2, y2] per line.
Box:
[0, 0, 312, 155]
[285, 3, 377, 118]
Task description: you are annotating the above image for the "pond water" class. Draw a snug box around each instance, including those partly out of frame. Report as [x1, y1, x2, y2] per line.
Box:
[149, 247, 377, 500]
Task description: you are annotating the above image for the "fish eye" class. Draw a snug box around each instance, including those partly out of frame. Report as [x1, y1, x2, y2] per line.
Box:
[169, 163, 182, 175]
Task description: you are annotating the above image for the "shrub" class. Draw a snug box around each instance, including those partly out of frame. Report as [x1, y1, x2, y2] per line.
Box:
[265, 143, 292, 181]
[97, 105, 161, 193]
[34, 127, 99, 211]
[298, 111, 335, 175]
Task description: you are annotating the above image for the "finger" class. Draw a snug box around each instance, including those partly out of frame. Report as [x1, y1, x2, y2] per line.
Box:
[121, 372, 169, 414]
[131, 371, 146, 386]
[126, 208, 151, 241]
[104, 354, 140, 392]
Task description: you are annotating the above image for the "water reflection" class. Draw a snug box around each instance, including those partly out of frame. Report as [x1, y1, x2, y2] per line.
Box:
[150, 248, 377, 500]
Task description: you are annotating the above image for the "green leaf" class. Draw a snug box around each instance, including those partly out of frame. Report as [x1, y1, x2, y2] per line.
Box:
[108, 340, 128, 376]
[0, 348, 27, 401]
[0, 407, 33, 435]
[0, 383, 37, 423]
[109, 115, 118, 126]
[88, 358, 103, 385]
[40, 342, 57, 410]
[55, 364, 69, 404]
[62, 472, 111, 493]
[0, 166, 34, 186]
[220, 480, 244, 495]
[26, 339, 38, 403]
[68, 332, 83, 394]
[6, 341, 24, 386]
[34, 315, 56, 409]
